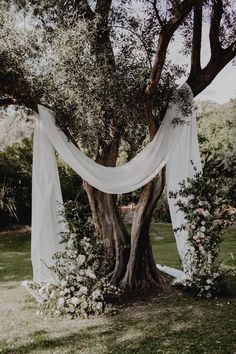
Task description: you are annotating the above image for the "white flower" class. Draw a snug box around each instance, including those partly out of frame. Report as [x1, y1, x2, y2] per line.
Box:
[201, 221, 206, 225]
[68, 305, 75, 313]
[202, 210, 210, 217]
[71, 297, 80, 306]
[191, 223, 196, 230]
[96, 302, 103, 311]
[200, 226, 206, 232]
[78, 254, 86, 266]
[80, 286, 88, 294]
[61, 280, 67, 287]
[79, 269, 85, 276]
[76, 275, 83, 282]
[58, 297, 65, 307]
[86, 268, 96, 279]
[81, 301, 88, 309]
[92, 289, 102, 300]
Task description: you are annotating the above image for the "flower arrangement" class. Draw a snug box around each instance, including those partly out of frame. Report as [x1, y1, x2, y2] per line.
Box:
[170, 164, 236, 297]
[30, 202, 121, 318]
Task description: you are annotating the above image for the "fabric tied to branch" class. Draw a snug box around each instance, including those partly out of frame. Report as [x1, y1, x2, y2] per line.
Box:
[32, 83, 202, 283]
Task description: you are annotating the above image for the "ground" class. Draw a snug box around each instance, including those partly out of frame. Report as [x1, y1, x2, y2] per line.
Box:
[0, 224, 236, 354]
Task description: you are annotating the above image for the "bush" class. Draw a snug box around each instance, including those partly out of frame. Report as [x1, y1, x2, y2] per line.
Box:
[0, 138, 89, 227]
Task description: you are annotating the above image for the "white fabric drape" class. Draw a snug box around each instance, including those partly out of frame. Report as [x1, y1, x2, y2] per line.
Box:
[32, 83, 202, 283]
[32, 115, 67, 283]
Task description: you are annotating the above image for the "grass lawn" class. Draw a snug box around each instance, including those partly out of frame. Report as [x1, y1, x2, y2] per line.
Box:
[0, 224, 236, 354]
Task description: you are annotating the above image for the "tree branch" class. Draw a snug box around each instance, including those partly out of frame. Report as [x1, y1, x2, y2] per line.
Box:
[187, 40, 236, 96]
[144, 0, 200, 137]
[189, 4, 202, 79]
[0, 97, 18, 107]
[209, 0, 223, 56]
[151, 0, 165, 27]
[146, 0, 200, 99]
[74, 0, 95, 20]
[95, 0, 112, 20]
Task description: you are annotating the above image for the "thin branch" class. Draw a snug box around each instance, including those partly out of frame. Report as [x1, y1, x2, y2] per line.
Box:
[0, 97, 18, 107]
[152, 0, 165, 27]
[74, 0, 95, 20]
[112, 25, 152, 68]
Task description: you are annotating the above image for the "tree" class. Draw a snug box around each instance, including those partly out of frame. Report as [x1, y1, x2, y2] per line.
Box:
[0, 0, 235, 291]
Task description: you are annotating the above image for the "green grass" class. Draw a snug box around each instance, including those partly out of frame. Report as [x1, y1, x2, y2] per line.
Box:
[0, 223, 235, 281]
[0, 224, 236, 354]
[0, 227, 32, 281]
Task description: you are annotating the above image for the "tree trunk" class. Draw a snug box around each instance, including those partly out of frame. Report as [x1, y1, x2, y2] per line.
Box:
[84, 182, 130, 284]
[120, 169, 172, 290]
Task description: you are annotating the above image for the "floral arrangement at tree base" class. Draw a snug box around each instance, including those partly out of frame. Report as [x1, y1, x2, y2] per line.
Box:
[170, 164, 236, 297]
[29, 202, 121, 318]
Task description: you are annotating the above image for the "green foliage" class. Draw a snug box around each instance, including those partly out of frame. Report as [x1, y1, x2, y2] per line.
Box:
[198, 99, 236, 206]
[0, 138, 88, 226]
[0, 138, 32, 225]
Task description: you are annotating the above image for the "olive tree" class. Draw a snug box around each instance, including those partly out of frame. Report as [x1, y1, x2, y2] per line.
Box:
[0, 0, 235, 290]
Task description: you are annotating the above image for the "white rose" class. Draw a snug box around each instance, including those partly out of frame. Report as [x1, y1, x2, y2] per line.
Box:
[96, 302, 103, 311]
[92, 289, 102, 300]
[200, 226, 206, 232]
[86, 268, 97, 279]
[61, 280, 67, 287]
[81, 301, 88, 309]
[80, 286, 88, 294]
[77, 275, 83, 282]
[58, 297, 65, 307]
[68, 305, 75, 313]
[71, 297, 80, 306]
[202, 210, 210, 217]
[78, 254, 86, 266]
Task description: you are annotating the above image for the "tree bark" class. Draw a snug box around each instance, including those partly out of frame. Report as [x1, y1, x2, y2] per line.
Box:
[120, 170, 172, 290]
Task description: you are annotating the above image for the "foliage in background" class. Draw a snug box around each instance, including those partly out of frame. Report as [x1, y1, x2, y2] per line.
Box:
[0, 137, 88, 227]
[170, 166, 236, 297]
[198, 99, 236, 206]
[31, 201, 120, 318]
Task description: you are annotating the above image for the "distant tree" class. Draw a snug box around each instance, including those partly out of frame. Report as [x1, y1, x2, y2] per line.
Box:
[0, 0, 235, 290]
[198, 99, 236, 205]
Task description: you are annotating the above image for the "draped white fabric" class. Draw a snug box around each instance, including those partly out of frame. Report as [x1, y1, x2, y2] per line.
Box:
[32, 83, 202, 283]
[32, 116, 67, 282]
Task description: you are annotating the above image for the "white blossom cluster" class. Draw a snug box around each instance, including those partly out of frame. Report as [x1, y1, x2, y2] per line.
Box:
[170, 169, 236, 297]
[30, 203, 121, 318]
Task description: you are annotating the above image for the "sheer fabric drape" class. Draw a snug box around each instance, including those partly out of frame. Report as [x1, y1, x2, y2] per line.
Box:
[32, 83, 202, 283]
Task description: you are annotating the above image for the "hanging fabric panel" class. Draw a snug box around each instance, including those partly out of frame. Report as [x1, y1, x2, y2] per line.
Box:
[32, 114, 67, 283]
[32, 83, 202, 283]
